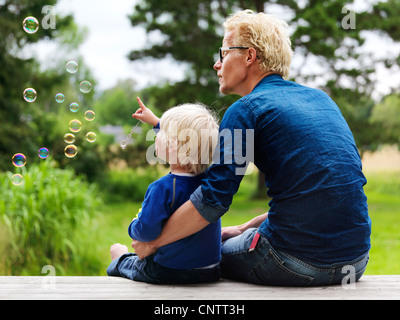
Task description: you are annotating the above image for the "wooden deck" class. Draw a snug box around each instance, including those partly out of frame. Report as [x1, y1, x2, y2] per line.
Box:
[0, 275, 399, 300]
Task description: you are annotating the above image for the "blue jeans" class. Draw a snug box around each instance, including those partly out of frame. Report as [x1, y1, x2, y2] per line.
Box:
[221, 228, 369, 286]
[107, 253, 220, 284]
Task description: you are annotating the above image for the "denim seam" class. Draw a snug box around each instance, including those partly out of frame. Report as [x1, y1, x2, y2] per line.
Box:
[251, 249, 313, 285]
[278, 250, 332, 274]
[267, 250, 314, 285]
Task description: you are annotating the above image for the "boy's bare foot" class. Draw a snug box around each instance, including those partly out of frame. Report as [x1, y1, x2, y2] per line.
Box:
[110, 243, 129, 260]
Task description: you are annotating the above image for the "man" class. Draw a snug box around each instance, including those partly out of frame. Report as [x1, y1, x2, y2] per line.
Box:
[132, 10, 371, 286]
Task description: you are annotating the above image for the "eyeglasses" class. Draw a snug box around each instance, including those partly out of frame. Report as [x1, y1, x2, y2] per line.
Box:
[219, 46, 250, 63]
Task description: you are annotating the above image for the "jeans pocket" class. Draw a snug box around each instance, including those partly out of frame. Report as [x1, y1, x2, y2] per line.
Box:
[332, 253, 369, 285]
[249, 249, 314, 286]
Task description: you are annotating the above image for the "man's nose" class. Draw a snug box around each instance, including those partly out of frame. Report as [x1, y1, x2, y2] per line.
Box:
[213, 59, 221, 70]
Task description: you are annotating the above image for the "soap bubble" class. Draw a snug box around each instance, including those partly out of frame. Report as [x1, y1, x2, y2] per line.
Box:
[38, 147, 49, 159]
[86, 132, 96, 143]
[69, 119, 82, 133]
[12, 153, 26, 167]
[11, 174, 24, 186]
[69, 102, 79, 113]
[55, 93, 65, 103]
[64, 145, 78, 158]
[80, 81, 92, 93]
[120, 122, 141, 150]
[66, 60, 78, 73]
[23, 88, 37, 102]
[22, 16, 39, 34]
[120, 140, 127, 149]
[64, 133, 75, 144]
[84, 110, 95, 121]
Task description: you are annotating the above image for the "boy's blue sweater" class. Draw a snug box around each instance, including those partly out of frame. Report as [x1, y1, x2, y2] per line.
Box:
[129, 173, 221, 269]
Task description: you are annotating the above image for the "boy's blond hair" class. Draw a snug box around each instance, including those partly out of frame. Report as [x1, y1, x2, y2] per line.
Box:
[159, 103, 219, 175]
[224, 9, 293, 80]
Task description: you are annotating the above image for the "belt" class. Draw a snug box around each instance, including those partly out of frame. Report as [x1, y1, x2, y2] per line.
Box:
[249, 232, 261, 252]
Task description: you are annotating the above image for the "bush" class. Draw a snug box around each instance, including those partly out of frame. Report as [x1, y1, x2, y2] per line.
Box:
[0, 159, 101, 275]
[98, 166, 165, 203]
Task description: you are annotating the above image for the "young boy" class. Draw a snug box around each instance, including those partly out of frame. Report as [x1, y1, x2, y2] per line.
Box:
[107, 98, 221, 284]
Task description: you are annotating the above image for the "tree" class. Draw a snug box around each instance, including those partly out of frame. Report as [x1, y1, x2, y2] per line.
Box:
[93, 79, 165, 169]
[290, 0, 400, 154]
[128, 0, 241, 112]
[0, 0, 78, 171]
[128, 0, 400, 196]
[95, 79, 142, 127]
[0, 0, 106, 180]
[370, 94, 400, 149]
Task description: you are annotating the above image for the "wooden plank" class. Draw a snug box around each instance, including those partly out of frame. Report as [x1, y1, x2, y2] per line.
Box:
[0, 276, 399, 300]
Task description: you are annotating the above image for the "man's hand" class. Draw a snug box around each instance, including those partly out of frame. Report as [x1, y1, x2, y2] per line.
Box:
[131, 239, 157, 259]
[221, 226, 243, 241]
[221, 212, 269, 241]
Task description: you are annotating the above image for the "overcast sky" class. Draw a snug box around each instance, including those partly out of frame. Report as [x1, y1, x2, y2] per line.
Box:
[61, 0, 189, 91]
[30, 0, 400, 99]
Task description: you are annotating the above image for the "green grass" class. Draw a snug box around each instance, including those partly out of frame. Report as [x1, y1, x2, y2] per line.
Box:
[0, 160, 101, 275]
[363, 171, 400, 275]
[96, 171, 400, 276]
[90, 202, 141, 275]
[1, 169, 399, 275]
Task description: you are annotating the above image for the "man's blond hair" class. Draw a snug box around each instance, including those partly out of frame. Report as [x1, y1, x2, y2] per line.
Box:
[224, 9, 293, 79]
[159, 103, 219, 175]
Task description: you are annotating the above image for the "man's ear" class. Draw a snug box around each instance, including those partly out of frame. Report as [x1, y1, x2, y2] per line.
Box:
[246, 47, 258, 64]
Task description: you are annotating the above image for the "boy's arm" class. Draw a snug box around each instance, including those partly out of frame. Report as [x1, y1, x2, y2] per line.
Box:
[132, 97, 160, 127]
[129, 217, 160, 242]
[131, 204, 268, 258]
[131, 200, 209, 259]
[129, 181, 172, 242]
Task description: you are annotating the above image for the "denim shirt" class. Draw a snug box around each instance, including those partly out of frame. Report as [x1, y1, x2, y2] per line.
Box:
[190, 74, 371, 264]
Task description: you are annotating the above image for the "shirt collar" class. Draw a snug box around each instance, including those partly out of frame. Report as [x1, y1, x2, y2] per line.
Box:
[252, 73, 283, 92]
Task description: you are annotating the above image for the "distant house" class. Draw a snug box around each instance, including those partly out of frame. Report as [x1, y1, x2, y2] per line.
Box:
[99, 124, 142, 145]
